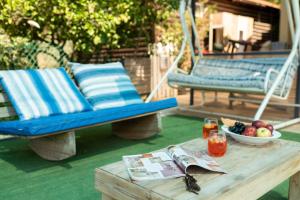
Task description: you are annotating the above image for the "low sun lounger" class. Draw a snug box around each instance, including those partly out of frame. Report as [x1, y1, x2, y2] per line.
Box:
[0, 63, 177, 161]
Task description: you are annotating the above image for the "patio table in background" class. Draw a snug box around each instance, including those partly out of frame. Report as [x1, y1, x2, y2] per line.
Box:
[95, 138, 300, 200]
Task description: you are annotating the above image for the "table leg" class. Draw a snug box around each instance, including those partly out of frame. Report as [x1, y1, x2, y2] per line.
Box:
[289, 171, 300, 200]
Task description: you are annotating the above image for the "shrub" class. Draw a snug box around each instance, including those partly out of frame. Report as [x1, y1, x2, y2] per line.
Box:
[0, 0, 178, 52]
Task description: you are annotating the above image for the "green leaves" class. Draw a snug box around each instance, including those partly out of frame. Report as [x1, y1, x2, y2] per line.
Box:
[0, 0, 178, 52]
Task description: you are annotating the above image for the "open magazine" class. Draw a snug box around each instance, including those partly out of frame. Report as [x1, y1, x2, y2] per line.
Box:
[123, 145, 226, 181]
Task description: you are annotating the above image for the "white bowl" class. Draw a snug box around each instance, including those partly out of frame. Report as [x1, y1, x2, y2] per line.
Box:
[221, 125, 281, 146]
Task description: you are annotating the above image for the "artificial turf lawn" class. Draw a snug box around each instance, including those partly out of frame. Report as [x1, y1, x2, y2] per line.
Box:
[0, 115, 299, 200]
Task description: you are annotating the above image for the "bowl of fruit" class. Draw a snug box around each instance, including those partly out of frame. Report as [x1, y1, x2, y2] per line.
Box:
[221, 118, 281, 145]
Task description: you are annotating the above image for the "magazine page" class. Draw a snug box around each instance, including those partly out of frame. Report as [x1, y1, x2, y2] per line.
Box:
[123, 151, 185, 181]
[167, 145, 226, 174]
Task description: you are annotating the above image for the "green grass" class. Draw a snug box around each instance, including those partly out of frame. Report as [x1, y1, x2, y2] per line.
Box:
[0, 115, 298, 200]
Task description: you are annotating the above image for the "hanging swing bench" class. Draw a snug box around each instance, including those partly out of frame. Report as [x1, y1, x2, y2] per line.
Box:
[146, 0, 300, 129]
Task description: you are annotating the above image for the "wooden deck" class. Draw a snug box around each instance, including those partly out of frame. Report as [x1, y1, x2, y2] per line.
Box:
[174, 90, 300, 133]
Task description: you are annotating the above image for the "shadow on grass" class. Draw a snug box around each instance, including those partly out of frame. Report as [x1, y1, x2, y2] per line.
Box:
[0, 124, 163, 173]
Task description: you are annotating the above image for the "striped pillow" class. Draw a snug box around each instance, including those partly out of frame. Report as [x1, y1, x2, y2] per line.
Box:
[0, 68, 92, 120]
[71, 62, 143, 110]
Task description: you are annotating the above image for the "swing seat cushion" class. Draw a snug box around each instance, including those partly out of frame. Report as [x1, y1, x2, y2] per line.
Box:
[0, 98, 177, 136]
[168, 57, 289, 94]
[71, 62, 143, 110]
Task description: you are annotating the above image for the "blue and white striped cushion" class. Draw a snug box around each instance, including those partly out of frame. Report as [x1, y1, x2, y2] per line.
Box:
[71, 62, 143, 110]
[0, 68, 92, 120]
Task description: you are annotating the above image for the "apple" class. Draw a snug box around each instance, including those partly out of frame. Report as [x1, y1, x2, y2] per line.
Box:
[242, 126, 257, 137]
[256, 127, 272, 137]
[252, 120, 266, 129]
[265, 124, 274, 133]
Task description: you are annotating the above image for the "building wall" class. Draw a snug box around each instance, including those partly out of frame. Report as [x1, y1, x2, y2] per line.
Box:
[208, 0, 280, 47]
[209, 12, 254, 51]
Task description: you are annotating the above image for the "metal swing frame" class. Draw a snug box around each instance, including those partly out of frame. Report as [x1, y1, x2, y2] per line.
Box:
[146, 0, 300, 129]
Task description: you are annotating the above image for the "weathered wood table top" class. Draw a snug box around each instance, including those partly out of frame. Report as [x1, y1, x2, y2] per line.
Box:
[95, 138, 300, 200]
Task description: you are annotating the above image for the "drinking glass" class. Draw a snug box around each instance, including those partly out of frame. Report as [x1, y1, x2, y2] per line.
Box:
[202, 118, 218, 139]
[207, 130, 227, 157]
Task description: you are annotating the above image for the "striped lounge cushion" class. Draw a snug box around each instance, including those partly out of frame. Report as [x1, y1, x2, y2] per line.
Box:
[71, 62, 143, 110]
[0, 68, 92, 120]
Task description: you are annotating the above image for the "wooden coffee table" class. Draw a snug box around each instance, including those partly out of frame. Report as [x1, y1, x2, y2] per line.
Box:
[95, 138, 300, 200]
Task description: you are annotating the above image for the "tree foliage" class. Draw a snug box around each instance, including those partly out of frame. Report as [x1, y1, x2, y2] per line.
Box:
[0, 0, 178, 52]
